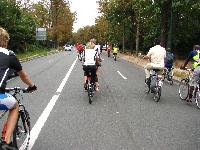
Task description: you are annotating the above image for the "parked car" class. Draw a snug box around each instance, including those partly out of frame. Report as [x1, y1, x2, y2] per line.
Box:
[63, 45, 73, 51]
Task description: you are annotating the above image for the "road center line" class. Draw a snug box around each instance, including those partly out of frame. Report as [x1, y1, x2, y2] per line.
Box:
[117, 70, 127, 80]
[20, 57, 78, 150]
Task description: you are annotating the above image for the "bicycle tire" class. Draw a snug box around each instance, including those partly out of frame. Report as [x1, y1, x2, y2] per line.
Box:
[195, 90, 200, 109]
[145, 83, 150, 94]
[114, 56, 116, 61]
[179, 79, 189, 100]
[87, 81, 93, 104]
[154, 86, 161, 102]
[167, 71, 174, 85]
[13, 109, 31, 149]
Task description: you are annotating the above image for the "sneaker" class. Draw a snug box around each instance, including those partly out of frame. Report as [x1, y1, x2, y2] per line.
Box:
[0, 141, 18, 150]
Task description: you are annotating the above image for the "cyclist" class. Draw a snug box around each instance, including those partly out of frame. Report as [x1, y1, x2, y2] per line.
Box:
[112, 44, 119, 59]
[83, 38, 100, 91]
[164, 48, 175, 81]
[180, 45, 200, 102]
[107, 43, 112, 57]
[0, 27, 37, 149]
[165, 48, 174, 71]
[77, 43, 85, 61]
[143, 38, 166, 87]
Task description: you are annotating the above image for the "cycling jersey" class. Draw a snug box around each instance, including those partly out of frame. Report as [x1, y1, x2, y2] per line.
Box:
[77, 44, 85, 52]
[113, 47, 119, 54]
[0, 47, 22, 91]
[83, 49, 98, 66]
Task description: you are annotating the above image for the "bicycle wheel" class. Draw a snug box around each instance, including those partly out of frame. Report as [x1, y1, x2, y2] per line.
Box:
[167, 71, 174, 85]
[114, 56, 116, 61]
[144, 79, 150, 94]
[153, 86, 161, 102]
[195, 90, 200, 109]
[178, 79, 189, 100]
[13, 109, 31, 149]
[87, 81, 93, 104]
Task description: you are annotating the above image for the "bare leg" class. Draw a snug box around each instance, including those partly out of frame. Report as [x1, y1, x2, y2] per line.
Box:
[5, 103, 19, 144]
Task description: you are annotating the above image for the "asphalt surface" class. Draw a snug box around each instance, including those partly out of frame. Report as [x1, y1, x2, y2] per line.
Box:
[3, 49, 200, 150]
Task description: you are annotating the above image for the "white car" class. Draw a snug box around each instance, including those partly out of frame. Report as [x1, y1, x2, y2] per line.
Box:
[64, 45, 72, 51]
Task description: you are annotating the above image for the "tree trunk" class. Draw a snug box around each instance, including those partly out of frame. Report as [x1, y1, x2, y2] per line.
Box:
[160, 0, 171, 48]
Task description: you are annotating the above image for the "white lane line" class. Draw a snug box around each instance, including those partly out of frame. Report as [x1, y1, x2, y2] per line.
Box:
[117, 70, 127, 80]
[20, 57, 78, 150]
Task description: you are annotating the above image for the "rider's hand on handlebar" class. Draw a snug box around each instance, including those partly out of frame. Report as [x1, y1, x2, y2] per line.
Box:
[27, 85, 37, 93]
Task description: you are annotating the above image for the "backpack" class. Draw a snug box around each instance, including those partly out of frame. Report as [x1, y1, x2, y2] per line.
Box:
[165, 51, 174, 64]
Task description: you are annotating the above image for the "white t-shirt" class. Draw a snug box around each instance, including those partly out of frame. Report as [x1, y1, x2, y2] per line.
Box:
[83, 49, 98, 66]
[147, 45, 166, 67]
[95, 45, 101, 55]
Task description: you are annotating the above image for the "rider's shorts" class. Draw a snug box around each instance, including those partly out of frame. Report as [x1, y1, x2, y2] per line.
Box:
[0, 93, 16, 110]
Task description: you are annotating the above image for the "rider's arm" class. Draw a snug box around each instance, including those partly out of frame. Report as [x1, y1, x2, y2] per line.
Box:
[182, 50, 195, 68]
[18, 70, 35, 87]
[10, 55, 35, 87]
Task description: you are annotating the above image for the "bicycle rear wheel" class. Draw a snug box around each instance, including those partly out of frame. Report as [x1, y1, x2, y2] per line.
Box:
[144, 79, 150, 94]
[195, 90, 200, 109]
[13, 109, 31, 149]
[153, 86, 161, 102]
[179, 79, 189, 100]
[87, 81, 93, 104]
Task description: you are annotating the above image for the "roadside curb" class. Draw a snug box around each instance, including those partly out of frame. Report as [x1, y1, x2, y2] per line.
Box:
[19, 50, 60, 63]
[118, 53, 182, 84]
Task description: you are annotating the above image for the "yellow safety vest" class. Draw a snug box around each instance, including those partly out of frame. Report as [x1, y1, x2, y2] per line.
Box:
[113, 47, 118, 53]
[193, 51, 200, 68]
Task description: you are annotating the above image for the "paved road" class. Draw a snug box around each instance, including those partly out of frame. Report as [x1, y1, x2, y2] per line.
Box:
[5, 50, 200, 150]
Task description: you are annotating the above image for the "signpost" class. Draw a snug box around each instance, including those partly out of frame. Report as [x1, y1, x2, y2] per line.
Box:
[36, 28, 46, 41]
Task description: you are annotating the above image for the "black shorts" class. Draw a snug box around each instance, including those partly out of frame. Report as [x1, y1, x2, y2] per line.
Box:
[83, 65, 98, 82]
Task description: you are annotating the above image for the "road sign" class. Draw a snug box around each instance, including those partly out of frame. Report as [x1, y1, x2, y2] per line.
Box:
[36, 28, 46, 40]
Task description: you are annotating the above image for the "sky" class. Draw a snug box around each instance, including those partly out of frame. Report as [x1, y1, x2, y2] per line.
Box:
[30, 0, 100, 32]
[69, 0, 100, 32]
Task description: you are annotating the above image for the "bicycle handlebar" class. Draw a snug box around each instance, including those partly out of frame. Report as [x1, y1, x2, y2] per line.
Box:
[5, 87, 28, 93]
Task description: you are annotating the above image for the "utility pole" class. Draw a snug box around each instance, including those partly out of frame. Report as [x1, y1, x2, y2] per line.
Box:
[122, 0, 125, 52]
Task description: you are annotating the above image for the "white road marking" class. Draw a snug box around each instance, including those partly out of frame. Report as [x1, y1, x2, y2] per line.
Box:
[117, 71, 127, 80]
[20, 57, 78, 150]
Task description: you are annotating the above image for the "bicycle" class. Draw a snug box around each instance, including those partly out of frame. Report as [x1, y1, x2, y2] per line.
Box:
[0, 87, 31, 150]
[162, 66, 174, 85]
[178, 68, 200, 108]
[145, 69, 163, 102]
[86, 70, 96, 104]
[113, 53, 117, 61]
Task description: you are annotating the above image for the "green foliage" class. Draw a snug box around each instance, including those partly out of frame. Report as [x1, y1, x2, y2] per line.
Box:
[93, 0, 200, 56]
[0, 0, 38, 52]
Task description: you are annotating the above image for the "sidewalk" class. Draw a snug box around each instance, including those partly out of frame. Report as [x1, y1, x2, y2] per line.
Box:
[118, 52, 184, 82]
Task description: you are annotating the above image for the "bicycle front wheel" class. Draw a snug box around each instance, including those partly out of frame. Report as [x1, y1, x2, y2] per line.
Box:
[178, 79, 189, 100]
[13, 109, 31, 149]
[153, 86, 161, 102]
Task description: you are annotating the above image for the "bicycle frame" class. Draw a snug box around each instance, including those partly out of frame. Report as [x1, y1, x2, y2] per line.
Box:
[0, 87, 30, 149]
